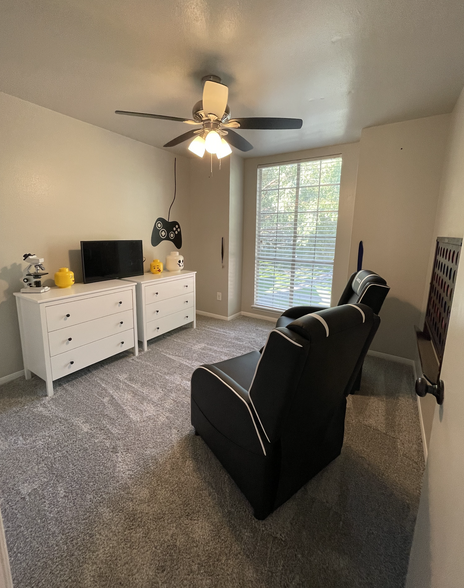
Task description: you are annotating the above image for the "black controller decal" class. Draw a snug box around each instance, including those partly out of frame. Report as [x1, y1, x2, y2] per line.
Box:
[151, 217, 182, 249]
[151, 159, 182, 249]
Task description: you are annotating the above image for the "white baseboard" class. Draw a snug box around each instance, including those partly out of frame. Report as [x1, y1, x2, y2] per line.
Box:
[197, 309, 277, 323]
[240, 311, 277, 323]
[0, 510, 13, 588]
[196, 310, 241, 321]
[415, 395, 428, 462]
[367, 350, 427, 462]
[0, 370, 24, 387]
[367, 349, 415, 367]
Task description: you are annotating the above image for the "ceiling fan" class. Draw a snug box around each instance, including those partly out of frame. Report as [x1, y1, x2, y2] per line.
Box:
[115, 75, 303, 159]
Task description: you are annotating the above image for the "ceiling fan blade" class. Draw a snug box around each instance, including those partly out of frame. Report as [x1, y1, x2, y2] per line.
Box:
[224, 129, 253, 152]
[224, 117, 303, 130]
[163, 129, 199, 148]
[202, 81, 228, 119]
[115, 110, 198, 124]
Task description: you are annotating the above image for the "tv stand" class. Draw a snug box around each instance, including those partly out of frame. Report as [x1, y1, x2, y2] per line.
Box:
[14, 281, 138, 396]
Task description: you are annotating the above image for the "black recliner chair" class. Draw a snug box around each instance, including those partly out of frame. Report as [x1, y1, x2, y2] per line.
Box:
[276, 269, 389, 329]
[276, 269, 389, 392]
[191, 304, 380, 520]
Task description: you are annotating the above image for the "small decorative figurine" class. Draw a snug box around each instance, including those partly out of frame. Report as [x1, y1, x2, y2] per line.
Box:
[166, 251, 184, 272]
[150, 259, 163, 274]
[21, 253, 51, 293]
[54, 267, 75, 288]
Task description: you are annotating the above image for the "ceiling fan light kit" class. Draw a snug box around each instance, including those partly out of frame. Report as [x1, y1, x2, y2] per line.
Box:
[188, 135, 206, 157]
[217, 138, 232, 159]
[116, 75, 303, 160]
[204, 130, 222, 154]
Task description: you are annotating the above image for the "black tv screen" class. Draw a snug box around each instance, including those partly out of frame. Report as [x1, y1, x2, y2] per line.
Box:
[81, 240, 144, 283]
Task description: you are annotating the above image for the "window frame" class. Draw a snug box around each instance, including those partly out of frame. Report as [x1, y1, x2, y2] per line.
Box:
[253, 155, 343, 313]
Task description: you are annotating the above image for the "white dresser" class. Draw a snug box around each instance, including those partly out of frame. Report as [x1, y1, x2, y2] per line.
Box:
[14, 280, 138, 396]
[123, 271, 196, 351]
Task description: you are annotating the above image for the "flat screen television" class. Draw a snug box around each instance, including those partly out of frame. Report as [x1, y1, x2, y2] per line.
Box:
[81, 240, 144, 283]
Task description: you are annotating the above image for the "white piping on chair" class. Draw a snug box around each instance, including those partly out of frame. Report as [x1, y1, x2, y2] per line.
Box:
[198, 367, 267, 456]
[348, 304, 366, 323]
[249, 398, 271, 444]
[311, 313, 330, 337]
[248, 330, 302, 396]
[248, 329, 303, 444]
[273, 329, 304, 347]
[357, 283, 390, 305]
[247, 331, 274, 444]
[356, 272, 378, 289]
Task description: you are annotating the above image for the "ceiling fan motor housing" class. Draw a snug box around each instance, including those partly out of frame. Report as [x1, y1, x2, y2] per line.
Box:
[192, 100, 231, 123]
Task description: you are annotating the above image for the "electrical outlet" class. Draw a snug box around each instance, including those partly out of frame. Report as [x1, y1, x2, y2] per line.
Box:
[217, 292, 222, 301]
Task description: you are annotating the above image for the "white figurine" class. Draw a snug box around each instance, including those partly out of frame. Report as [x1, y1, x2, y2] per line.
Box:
[21, 253, 50, 293]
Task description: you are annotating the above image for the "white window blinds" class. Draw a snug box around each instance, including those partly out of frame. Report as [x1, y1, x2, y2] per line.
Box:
[254, 157, 342, 311]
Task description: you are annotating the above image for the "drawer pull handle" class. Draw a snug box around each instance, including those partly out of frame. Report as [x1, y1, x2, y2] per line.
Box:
[66, 314, 71, 318]
[184, 285, 189, 288]
[118, 301, 123, 305]
[121, 341, 125, 345]
[184, 300, 189, 304]
[156, 327, 160, 331]
[70, 361, 75, 365]
[155, 310, 160, 314]
[185, 315, 189, 319]
[155, 292, 159, 296]
[120, 321, 124, 325]
[68, 337, 73, 342]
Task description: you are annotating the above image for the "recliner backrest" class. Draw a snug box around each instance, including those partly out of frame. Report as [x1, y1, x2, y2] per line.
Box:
[248, 329, 308, 443]
[338, 269, 390, 315]
[249, 304, 380, 444]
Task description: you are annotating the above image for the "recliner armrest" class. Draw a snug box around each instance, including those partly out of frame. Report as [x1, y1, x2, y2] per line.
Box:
[191, 366, 267, 456]
[281, 305, 329, 319]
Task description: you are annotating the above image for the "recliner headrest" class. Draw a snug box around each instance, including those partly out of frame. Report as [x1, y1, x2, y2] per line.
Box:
[351, 270, 387, 295]
[286, 303, 374, 343]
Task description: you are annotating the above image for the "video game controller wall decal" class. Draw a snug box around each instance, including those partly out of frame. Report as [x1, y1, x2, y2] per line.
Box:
[151, 158, 183, 250]
[151, 217, 182, 249]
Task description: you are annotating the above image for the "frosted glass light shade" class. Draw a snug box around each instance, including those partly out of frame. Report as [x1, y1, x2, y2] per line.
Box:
[188, 136, 206, 157]
[205, 130, 222, 154]
[216, 138, 232, 159]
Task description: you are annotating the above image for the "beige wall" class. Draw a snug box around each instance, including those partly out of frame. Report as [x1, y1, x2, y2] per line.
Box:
[0, 92, 191, 380]
[241, 142, 360, 320]
[189, 154, 245, 319]
[228, 155, 244, 316]
[406, 87, 464, 588]
[349, 115, 450, 359]
[188, 156, 230, 316]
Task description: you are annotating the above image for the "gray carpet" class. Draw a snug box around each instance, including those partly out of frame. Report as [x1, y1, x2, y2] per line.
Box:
[0, 315, 424, 588]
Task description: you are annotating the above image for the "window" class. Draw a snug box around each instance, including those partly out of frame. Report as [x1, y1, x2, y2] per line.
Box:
[254, 157, 342, 311]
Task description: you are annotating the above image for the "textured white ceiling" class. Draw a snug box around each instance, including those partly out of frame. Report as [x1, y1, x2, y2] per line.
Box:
[1, 0, 464, 158]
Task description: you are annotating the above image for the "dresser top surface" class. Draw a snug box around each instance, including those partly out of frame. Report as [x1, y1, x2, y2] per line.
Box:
[14, 279, 136, 304]
[121, 270, 196, 284]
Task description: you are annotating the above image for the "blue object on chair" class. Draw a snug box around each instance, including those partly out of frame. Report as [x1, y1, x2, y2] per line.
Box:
[357, 241, 364, 271]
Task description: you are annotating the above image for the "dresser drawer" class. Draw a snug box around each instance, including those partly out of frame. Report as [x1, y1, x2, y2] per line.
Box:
[144, 277, 194, 304]
[48, 310, 133, 357]
[146, 309, 195, 340]
[46, 290, 133, 332]
[145, 295, 193, 322]
[51, 329, 135, 380]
